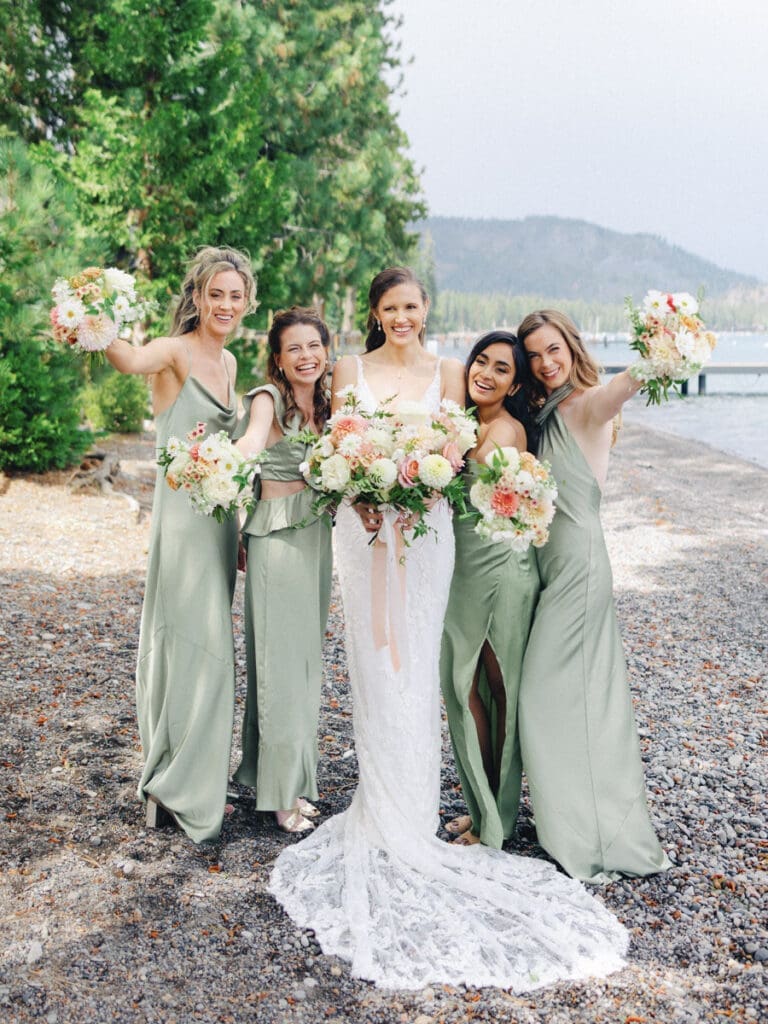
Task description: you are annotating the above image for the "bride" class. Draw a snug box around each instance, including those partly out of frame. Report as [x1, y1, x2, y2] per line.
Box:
[268, 267, 629, 991]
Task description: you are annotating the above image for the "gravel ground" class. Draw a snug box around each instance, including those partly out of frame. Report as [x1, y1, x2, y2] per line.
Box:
[0, 422, 766, 1024]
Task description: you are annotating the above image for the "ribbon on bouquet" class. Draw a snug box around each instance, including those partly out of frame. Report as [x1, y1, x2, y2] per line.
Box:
[370, 509, 408, 673]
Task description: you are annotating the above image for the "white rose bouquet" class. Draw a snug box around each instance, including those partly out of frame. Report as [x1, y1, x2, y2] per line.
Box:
[468, 446, 558, 551]
[50, 266, 153, 353]
[300, 388, 477, 539]
[157, 422, 259, 523]
[625, 290, 717, 405]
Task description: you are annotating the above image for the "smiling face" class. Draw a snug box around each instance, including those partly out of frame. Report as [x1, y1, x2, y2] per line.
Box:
[523, 323, 574, 394]
[467, 341, 518, 410]
[374, 282, 429, 348]
[194, 269, 247, 338]
[275, 322, 327, 387]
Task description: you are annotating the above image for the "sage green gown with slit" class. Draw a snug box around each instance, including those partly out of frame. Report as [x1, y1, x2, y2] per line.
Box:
[233, 385, 332, 810]
[519, 387, 670, 883]
[137, 371, 239, 844]
[440, 463, 540, 849]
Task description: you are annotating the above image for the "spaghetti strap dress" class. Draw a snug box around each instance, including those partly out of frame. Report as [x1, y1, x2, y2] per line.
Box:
[136, 363, 239, 844]
[519, 385, 671, 882]
[440, 461, 540, 848]
[233, 385, 332, 810]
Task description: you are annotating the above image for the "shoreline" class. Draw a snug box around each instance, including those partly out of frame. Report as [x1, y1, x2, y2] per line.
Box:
[0, 422, 765, 1023]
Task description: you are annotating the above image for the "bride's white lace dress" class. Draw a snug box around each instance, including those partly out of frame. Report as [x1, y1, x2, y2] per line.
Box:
[268, 358, 629, 990]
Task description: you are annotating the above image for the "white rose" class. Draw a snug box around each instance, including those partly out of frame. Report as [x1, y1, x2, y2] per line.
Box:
[365, 426, 395, 456]
[317, 435, 335, 457]
[102, 267, 137, 296]
[395, 401, 429, 426]
[514, 470, 535, 496]
[320, 453, 351, 491]
[202, 473, 239, 508]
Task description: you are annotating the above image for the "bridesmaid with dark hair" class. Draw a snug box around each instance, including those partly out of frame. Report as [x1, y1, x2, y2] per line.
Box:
[440, 330, 540, 848]
[517, 309, 670, 883]
[105, 245, 257, 842]
[232, 307, 333, 834]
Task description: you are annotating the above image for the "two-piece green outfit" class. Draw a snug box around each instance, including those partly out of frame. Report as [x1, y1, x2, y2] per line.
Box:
[233, 385, 332, 809]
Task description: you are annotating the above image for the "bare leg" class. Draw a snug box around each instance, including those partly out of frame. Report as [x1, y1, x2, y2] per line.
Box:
[479, 639, 507, 796]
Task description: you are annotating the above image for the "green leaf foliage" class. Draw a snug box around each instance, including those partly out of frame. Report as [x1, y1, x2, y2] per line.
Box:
[0, 138, 92, 471]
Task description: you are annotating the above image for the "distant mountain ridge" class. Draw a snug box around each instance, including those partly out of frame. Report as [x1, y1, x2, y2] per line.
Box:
[420, 215, 760, 302]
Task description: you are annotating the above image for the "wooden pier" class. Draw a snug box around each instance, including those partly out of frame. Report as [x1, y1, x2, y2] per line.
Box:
[601, 363, 768, 394]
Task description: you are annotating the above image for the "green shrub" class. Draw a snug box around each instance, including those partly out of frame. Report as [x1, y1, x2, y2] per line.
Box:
[0, 138, 93, 471]
[82, 370, 149, 434]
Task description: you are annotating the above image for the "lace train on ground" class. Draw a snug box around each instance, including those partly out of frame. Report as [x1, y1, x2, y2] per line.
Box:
[269, 501, 628, 990]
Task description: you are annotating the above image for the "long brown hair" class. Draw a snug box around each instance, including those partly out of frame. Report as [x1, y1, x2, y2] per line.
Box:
[170, 245, 257, 336]
[267, 307, 331, 429]
[517, 309, 601, 402]
[364, 266, 429, 352]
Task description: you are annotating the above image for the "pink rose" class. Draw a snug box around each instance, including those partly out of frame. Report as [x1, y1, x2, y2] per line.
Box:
[442, 441, 464, 472]
[397, 456, 420, 488]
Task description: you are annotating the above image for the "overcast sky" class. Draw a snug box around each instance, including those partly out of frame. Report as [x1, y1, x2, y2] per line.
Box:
[388, 0, 768, 281]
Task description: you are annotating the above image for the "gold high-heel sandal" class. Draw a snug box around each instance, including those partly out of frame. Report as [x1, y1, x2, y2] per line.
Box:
[275, 809, 315, 834]
[445, 815, 472, 835]
[296, 798, 320, 819]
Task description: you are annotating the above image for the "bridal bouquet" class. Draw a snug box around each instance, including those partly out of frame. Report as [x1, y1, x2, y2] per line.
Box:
[468, 446, 557, 552]
[300, 388, 477, 538]
[625, 290, 717, 405]
[50, 266, 153, 352]
[157, 423, 259, 523]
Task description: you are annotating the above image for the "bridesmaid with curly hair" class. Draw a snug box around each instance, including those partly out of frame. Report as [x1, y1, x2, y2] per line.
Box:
[232, 307, 333, 833]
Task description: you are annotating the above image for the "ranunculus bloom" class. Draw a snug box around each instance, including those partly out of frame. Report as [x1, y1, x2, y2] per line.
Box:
[397, 456, 420, 488]
[490, 488, 519, 517]
[330, 415, 367, 445]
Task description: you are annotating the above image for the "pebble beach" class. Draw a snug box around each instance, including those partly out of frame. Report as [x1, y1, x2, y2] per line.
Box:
[0, 421, 766, 1024]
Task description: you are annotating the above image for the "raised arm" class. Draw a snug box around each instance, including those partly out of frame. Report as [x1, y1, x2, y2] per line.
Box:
[583, 369, 643, 426]
[235, 391, 276, 458]
[105, 335, 186, 378]
[331, 355, 358, 412]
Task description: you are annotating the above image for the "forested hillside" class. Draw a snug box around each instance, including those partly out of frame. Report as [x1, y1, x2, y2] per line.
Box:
[421, 216, 759, 302]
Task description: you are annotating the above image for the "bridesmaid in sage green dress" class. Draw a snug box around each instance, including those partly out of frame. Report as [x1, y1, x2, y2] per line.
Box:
[232, 307, 332, 834]
[105, 246, 257, 843]
[440, 331, 540, 849]
[517, 309, 671, 883]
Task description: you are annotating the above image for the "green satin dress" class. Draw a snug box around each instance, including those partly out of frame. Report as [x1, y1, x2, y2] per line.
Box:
[233, 385, 332, 810]
[440, 463, 540, 849]
[519, 386, 671, 883]
[137, 370, 238, 844]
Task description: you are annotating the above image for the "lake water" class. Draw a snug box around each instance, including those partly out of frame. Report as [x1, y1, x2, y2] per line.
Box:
[595, 332, 768, 470]
[438, 331, 768, 470]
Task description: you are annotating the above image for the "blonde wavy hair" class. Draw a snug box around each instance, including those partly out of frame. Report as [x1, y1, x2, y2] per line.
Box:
[170, 245, 257, 336]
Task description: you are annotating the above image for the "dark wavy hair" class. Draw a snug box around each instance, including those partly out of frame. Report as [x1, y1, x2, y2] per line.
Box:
[465, 330, 540, 454]
[364, 266, 429, 352]
[266, 307, 331, 429]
